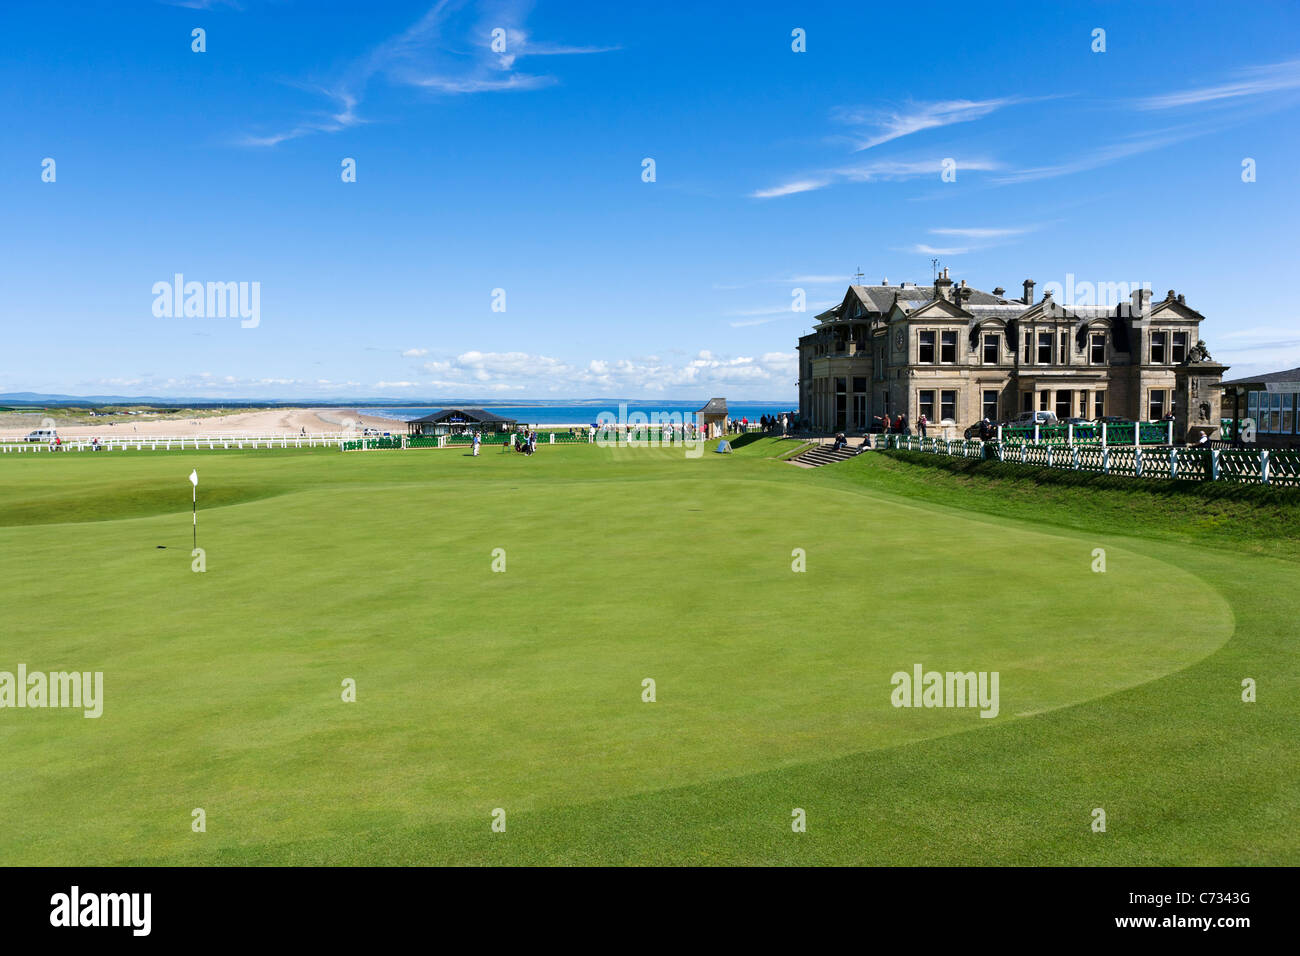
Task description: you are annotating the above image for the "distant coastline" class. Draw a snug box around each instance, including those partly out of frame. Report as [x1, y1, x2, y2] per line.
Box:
[367, 401, 797, 426]
[0, 393, 796, 411]
[0, 400, 799, 439]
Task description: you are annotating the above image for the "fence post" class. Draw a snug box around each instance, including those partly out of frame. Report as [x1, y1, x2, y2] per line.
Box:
[1101, 421, 1107, 448]
[1068, 422, 1074, 445]
[1047, 445, 1053, 468]
[1261, 449, 1270, 484]
[1134, 423, 1140, 449]
[1072, 446, 1079, 470]
[1102, 447, 1110, 475]
[1135, 446, 1143, 477]
[1170, 447, 1178, 480]
[1167, 420, 1174, 445]
[1210, 448, 1219, 480]
[1021, 443, 1027, 464]
[997, 425, 1003, 442]
[1033, 423, 1040, 444]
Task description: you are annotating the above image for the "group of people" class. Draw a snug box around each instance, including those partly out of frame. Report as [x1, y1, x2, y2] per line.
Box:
[510, 430, 539, 455]
[42, 436, 108, 451]
[587, 422, 703, 442]
[874, 412, 912, 436]
[467, 429, 539, 456]
[724, 413, 797, 436]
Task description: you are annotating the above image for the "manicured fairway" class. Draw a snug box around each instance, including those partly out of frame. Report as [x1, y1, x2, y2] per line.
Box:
[0, 442, 1295, 864]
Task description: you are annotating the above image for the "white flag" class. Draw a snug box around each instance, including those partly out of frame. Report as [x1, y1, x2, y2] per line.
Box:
[189, 470, 198, 487]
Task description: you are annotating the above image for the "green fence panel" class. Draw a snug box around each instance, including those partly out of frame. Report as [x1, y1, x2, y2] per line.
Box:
[1139, 422, 1169, 444]
[1270, 451, 1300, 487]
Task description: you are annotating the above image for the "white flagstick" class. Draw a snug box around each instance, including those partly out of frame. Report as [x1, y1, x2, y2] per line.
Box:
[189, 470, 198, 550]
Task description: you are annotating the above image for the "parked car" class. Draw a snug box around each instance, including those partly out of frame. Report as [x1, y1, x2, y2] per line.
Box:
[1008, 410, 1059, 427]
[24, 428, 57, 442]
[962, 420, 998, 439]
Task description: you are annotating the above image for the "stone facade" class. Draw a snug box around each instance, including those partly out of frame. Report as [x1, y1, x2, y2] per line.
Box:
[797, 270, 1226, 440]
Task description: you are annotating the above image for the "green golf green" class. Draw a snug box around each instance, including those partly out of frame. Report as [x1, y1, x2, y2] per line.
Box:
[0, 441, 1293, 865]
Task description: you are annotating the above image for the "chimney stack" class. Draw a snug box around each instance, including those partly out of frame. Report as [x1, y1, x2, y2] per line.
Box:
[935, 266, 954, 300]
[1130, 287, 1151, 315]
[1022, 279, 1035, 305]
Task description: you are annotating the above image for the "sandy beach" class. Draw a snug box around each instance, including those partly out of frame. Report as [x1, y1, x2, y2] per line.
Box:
[0, 408, 404, 441]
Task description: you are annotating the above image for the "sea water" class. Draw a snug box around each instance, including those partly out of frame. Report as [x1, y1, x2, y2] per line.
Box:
[368, 401, 796, 426]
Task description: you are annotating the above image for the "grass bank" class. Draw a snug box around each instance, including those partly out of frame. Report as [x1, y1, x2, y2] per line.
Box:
[813, 449, 1300, 562]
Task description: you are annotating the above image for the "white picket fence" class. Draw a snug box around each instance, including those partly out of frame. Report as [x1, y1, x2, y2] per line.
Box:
[0, 434, 347, 453]
[874, 434, 1300, 487]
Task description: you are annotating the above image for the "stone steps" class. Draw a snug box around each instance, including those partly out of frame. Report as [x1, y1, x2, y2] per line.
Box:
[792, 443, 867, 468]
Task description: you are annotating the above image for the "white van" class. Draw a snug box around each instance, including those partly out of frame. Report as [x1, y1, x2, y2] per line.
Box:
[24, 428, 57, 442]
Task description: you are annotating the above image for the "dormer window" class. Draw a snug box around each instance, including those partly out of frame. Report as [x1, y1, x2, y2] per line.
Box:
[982, 334, 999, 364]
[1172, 331, 1188, 363]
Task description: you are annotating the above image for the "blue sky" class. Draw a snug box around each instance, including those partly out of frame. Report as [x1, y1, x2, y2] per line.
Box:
[3, 0, 1299, 401]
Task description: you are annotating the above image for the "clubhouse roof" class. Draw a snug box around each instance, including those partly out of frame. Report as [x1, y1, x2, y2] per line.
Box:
[406, 407, 518, 435]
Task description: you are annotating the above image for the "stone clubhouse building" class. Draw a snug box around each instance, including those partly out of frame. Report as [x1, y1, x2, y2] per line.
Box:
[797, 269, 1227, 440]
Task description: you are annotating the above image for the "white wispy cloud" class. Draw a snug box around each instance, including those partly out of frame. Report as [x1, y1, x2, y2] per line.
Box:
[751, 94, 1028, 199]
[929, 226, 1033, 239]
[907, 244, 970, 256]
[727, 300, 837, 327]
[992, 132, 1190, 184]
[711, 274, 852, 291]
[751, 157, 1000, 199]
[783, 274, 849, 284]
[751, 179, 829, 199]
[834, 97, 1028, 151]
[1209, 326, 1300, 373]
[1135, 58, 1300, 110]
[160, 0, 243, 9]
[241, 0, 616, 147]
[405, 72, 555, 93]
[240, 89, 363, 146]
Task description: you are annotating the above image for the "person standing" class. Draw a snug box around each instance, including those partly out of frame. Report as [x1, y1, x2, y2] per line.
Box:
[917, 413, 928, 438]
[472, 430, 481, 457]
